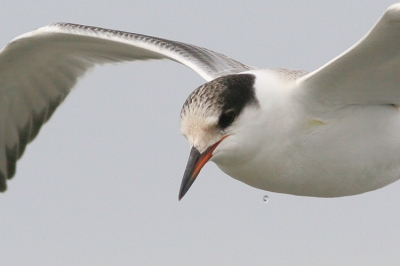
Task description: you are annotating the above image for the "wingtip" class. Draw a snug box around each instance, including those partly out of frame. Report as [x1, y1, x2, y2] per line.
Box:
[384, 3, 400, 25]
[0, 172, 7, 192]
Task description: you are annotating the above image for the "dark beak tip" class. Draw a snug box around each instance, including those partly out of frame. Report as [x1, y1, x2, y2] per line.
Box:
[178, 181, 191, 201]
[178, 147, 202, 201]
[178, 190, 183, 201]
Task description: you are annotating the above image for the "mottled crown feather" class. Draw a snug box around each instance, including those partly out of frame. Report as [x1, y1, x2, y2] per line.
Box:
[180, 74, 257, 122]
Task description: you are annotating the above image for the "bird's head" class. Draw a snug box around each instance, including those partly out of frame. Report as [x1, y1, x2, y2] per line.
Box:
[179, 74, 259, 200]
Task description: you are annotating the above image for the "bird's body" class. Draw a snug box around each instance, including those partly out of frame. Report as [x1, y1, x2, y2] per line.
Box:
[1, 4, 400, 199]
[212, 69, 400, 197]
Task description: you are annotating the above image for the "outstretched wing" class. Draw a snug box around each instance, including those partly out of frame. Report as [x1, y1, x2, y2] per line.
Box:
[0, 23, 254, 190]
[297, 4, 400, 106]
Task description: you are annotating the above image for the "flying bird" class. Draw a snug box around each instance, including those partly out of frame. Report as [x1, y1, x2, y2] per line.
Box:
[1, 4, 400, 200]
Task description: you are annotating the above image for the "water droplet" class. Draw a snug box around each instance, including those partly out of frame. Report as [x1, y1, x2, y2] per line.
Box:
[263, 195, 269, 203]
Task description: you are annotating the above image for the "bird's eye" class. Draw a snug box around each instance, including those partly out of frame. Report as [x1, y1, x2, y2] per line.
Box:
[218, 111, 236, 128]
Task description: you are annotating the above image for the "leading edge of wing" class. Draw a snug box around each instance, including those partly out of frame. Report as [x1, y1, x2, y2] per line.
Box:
[14, 23, 254, 81]
[296, 3, 400, 106]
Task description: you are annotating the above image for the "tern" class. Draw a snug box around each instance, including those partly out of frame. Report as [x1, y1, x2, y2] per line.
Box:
[1, 4, 400, 200]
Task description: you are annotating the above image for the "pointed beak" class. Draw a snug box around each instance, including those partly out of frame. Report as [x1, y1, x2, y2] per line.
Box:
[179, 138, 225, 200]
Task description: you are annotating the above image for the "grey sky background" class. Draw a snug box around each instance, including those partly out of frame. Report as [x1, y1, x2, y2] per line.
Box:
[1, 0, 400, 265]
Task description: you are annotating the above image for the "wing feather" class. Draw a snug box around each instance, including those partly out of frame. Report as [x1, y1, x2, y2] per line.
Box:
[297, 4, 400, 106]
[0, 22, 253, 190]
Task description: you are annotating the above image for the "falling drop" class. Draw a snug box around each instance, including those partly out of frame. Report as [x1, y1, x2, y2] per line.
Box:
[263, 195, 269, 203]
